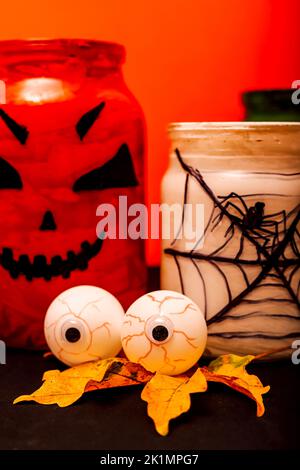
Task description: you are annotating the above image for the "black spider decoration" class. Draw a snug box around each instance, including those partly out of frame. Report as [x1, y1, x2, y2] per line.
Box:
[210, 192, 288, 259]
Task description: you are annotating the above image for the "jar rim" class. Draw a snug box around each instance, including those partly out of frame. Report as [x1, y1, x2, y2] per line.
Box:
[0, 38, 125, 66]
[168, 122, 300, 133]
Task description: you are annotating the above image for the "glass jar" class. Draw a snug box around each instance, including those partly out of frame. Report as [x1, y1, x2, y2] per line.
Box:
[161, 122, 300, 358]
[0, 39, 146, 348]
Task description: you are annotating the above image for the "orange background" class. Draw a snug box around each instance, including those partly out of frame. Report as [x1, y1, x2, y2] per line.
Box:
[0, 0, 299, 265]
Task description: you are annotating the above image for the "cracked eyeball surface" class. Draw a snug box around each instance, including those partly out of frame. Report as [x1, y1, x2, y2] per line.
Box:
[44, 285, 124, 366]
[121, 290, 207, 375]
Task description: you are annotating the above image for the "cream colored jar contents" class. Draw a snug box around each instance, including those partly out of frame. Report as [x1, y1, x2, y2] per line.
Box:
[161, 123, 300, 358]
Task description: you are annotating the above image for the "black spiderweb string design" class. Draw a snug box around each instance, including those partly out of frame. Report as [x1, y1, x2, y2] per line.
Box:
[164, 149, 300, 340]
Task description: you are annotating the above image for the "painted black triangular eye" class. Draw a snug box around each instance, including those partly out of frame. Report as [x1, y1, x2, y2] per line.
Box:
[76, 102, 105, 140]
[0, 109, 29, 145]
[0, 157, 22, 189]
[73, 144, 138, 192]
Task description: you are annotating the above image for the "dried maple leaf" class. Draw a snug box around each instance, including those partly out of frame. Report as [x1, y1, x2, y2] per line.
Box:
[13, 351, 271, 436]
[141, 368, 207, 436]
[201, 354, 270, 417]
[14, 358, 120, 407]
[85, 359, 154, 391]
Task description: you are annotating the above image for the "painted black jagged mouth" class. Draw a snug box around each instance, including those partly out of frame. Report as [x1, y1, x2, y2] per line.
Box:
[0, 238, 103, 281]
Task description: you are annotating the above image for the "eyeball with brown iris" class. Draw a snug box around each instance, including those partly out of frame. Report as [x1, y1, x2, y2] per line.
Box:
[121, 290, 207, 375]
[44, 285, 124, 366]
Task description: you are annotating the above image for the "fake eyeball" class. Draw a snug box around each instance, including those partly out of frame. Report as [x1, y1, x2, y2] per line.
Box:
[44, 285, 124, 366]
[121, 290, 207, 375]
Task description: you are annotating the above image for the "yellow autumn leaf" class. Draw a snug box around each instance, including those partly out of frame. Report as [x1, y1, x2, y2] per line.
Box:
[141, 368, 207, 436]
[13, 357, 118, 407]
[201, 354, 270, 417]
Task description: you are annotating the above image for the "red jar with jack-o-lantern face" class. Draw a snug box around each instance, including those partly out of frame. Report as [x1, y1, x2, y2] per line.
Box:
[0, 39, 146, 348]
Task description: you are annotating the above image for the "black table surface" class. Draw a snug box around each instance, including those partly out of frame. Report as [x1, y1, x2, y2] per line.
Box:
[0, 269, 299, 451]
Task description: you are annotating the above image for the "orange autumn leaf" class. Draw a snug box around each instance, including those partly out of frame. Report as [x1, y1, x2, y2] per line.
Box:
[13, 352, 271, 436]
[141, 368, 207, 436]
[201, 354, 270, 417]
[13, 358, 120, 407]
[85, 359, 154, 391]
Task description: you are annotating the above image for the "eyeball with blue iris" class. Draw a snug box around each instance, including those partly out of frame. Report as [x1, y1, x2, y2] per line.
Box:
[44, 285, 124, 366]
[121, 290, 207, 375]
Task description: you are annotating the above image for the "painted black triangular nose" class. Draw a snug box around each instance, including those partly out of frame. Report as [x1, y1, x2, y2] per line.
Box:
[39, 211, 57, 231]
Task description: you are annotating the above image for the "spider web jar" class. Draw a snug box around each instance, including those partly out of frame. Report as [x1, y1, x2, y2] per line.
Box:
[161, 122, 300, 358]
[0, 39, 146, 348]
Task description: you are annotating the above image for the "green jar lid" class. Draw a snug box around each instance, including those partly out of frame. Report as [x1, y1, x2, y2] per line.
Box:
[242, 89, 300, 122]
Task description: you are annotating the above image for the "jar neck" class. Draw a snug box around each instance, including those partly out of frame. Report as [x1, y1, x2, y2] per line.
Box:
[169, 122, 300, 173]
[0, 39, 126, 105]
[0, 39, 125, 80]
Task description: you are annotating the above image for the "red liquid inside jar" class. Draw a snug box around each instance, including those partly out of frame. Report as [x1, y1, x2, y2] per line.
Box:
[0, 39, 146, 348]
